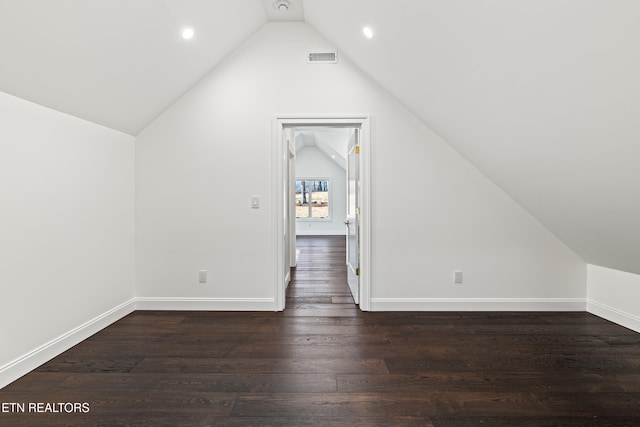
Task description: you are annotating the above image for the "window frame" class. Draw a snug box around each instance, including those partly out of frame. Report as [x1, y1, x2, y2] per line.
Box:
[295, 177, 332, 222]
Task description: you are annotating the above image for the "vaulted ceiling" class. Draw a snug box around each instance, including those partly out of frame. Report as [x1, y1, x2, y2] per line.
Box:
[0, 0, 267, 134]
[295, 128, 351, 170]
[1, 0, 638, 274]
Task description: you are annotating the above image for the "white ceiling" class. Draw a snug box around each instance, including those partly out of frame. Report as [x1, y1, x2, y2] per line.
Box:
[305, 0, 640, 275]
[0, 0, 267, 135]
[294, 128, 351, 170]
[1, 0, 638, 274]
[262, 0, 305, 22]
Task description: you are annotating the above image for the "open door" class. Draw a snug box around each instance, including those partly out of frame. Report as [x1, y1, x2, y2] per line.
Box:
[345, 129, 360, 304]
[273, 115, 370, 312]
[283, 129, 296, 288]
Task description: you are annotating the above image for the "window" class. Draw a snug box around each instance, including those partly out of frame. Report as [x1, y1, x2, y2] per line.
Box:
[295, 179, 330, 220]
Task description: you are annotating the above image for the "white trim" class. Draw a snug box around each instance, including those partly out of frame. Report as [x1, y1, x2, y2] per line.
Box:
[3, 296, 634, 390]
[0, 296, 277, 389]
[273, 118, 286, 311]
[358, 119, 372, 311]
[135, 297, 276, 311]
[295, 231, 347, 236]
[588, 299, 640, 333]
[284, 270, 291, 287]
[272, 115, 372, 312]
[370, 298, 587, 312]
[0, 298, 136, 389]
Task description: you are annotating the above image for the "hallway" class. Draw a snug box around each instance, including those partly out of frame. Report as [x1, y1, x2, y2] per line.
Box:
[285, 235, 357, 317]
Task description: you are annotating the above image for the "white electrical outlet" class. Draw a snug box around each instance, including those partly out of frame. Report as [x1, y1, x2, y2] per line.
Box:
[199, 270, 207, 284]
[454, 271, 463, 284]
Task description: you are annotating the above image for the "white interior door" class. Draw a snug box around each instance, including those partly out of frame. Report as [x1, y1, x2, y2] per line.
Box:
[346, 129, 359, 304]
[283, 128, 295, 288]
[288, 135, 296, 269]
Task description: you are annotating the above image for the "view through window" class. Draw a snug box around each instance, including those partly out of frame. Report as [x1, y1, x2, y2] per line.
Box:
[295, 179, 330, 219]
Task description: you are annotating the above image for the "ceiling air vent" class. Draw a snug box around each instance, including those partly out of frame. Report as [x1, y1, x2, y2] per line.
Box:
[308, 51, 338, 64]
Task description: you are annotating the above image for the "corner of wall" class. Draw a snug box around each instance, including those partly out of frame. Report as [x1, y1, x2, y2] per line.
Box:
[587, 264, 640, 333]
[0, 299, 136, 389]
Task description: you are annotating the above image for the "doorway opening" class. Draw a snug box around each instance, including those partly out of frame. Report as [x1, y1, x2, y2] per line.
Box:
[287, 235, 356, 314]
[272, 116, 371, 312]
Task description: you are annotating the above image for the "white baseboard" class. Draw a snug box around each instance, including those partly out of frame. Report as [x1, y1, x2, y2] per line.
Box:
[2, 295, 607, 390]
[135, 297, 277, 311]
[0, 298, 136, 389]
[370, 298, 587, 312]
[295, 232, 346, 236]
[0, 296, 277, 389]
[587, 300, 640, 333]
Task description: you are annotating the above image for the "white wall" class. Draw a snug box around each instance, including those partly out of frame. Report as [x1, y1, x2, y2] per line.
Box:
[135, 22, 585, 310]
[0, 91, 135, 387]
[306, 1, 640, 277]
[295, 146, 347, 236]
[588, 264, 640, 333]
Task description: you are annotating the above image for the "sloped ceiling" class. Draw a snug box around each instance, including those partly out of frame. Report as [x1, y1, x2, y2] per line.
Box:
[0, 1, 638, 274]
[295, 128, 351, 170]
[305, 0, 640, 275]
[0, 0, 267, 135]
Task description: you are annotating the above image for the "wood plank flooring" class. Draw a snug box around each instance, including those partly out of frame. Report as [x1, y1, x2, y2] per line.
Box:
[2, 235, 640, 426]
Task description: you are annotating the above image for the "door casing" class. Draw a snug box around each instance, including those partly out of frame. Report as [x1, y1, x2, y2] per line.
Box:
[272, 115, 371, 311]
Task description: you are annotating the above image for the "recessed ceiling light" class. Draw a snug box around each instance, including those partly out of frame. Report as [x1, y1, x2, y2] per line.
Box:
[363, 26, 374, 39]
[182, 28, 194, 40]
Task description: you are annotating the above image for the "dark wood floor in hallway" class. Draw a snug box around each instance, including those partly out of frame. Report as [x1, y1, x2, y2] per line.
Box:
[286, 235, 356, 317]
[2, 235, 640, 426]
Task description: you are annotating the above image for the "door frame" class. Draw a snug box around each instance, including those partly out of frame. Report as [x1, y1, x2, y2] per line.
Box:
[272, 115, 371, 311]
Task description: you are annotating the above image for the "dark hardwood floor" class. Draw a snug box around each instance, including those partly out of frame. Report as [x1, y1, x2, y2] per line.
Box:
[2, 235, 640, 426]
